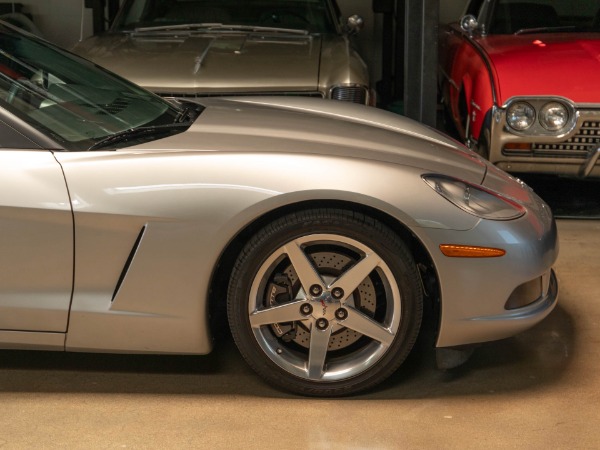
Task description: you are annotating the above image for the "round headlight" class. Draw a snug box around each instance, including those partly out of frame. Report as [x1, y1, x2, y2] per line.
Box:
[539, 102, 569, 131]
[507, 102, 535, 131]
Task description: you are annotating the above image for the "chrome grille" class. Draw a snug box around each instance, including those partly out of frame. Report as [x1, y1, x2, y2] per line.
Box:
[330, 86, 368, 104]
[531, 121, 600, 158]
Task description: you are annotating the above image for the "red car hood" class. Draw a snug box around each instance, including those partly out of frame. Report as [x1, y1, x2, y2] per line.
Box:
[479, 33, 600, 105]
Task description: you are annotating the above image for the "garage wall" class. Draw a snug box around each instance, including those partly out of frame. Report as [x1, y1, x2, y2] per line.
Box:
[441, 0, 468, 22]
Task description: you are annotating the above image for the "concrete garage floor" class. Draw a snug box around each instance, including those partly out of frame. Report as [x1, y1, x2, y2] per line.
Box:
[0, 219, 598, 449]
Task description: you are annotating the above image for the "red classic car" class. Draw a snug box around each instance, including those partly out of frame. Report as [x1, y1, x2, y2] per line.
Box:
[439, 0, 600, 177]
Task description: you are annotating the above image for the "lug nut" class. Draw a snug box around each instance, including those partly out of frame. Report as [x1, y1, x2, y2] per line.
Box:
[331, 287, 344, 299]
[310, 284, 323, 296]
[316, 318, 329, 330]
[335, 308, 348, 320]
[300, 303, 313, 316]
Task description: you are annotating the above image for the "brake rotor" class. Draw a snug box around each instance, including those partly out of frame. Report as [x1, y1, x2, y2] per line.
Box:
[279, 251, 377, 351]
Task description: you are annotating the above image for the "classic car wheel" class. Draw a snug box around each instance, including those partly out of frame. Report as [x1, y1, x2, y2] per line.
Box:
[227, 209, 423, 396]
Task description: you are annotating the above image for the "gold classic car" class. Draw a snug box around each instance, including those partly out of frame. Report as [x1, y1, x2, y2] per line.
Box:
[73, 0, 372, 104]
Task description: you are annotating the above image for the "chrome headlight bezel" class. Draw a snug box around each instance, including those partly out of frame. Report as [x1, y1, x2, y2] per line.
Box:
[506, 101, 535, 131]
[502, 97, 576, 137]
[422, 174, 526, 221]
[538, 101, 569, 131]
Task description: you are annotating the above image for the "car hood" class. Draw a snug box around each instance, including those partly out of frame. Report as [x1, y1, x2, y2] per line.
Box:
[135, 97, 487, 182]
[73, 32, 322, 95]
[479, 33, 600, 104]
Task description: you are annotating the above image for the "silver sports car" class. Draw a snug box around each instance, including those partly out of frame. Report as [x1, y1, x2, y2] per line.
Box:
[0, 23, 558, 396]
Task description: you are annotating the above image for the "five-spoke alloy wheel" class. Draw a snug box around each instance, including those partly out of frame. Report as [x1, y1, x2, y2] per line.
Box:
[227, 209, 423, 396]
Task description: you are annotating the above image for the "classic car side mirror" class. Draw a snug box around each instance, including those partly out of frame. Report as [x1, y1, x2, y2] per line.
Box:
[460, 14, 479, 34]
[346, 15, 364, 35]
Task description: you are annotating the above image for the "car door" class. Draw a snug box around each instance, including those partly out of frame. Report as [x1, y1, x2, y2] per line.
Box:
[0, 121, 73, 332]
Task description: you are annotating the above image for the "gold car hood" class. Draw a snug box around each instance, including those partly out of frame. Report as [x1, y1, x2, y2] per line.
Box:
[137, 97, 487, 183]
[74, 32, 321, 95]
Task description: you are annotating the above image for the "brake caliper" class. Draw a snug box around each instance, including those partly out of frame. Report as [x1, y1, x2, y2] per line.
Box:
[268, 274, 297, 342]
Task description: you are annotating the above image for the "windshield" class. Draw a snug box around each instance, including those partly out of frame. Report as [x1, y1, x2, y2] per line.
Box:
[0, 23, 184, 150]
[112, 0, 338, 33]
[489, 0, 600, 34]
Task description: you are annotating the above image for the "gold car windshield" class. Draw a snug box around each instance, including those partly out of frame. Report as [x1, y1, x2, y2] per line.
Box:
[114, 0, 338, 34]
[0, 23, 185, 150]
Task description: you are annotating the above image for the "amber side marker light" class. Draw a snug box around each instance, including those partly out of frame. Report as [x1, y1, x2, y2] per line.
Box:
[440, 244, 506, 258]
[504, 143, 532, 151]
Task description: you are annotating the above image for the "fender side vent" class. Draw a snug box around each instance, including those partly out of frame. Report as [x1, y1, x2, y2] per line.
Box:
[112, 226, 146, 302]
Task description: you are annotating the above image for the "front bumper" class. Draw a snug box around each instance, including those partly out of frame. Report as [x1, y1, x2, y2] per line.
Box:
[435, 269, 557, 368]
[442, 268, 557, 347]
[415, 184, 559, 348]
[489, 105, 600, 177]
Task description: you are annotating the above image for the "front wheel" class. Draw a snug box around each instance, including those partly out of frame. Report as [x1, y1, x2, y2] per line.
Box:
[227, 209, 423, 396]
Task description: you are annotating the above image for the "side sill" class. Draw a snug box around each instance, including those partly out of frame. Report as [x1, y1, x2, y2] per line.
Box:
[0, 330, 65, 351]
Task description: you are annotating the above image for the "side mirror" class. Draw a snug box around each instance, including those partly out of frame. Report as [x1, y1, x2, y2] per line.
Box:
[346, 15, 364, 35]
[460, 14, 478, 34]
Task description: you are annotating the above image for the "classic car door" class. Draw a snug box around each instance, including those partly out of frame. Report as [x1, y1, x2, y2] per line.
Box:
[0, 130, 73, 332]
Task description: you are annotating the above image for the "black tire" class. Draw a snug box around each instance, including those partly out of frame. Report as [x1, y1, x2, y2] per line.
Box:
[227, 208, 423, 397]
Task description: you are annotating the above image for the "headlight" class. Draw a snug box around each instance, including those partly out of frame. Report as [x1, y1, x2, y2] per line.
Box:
[422, 175, 526, 220]
[539, 101, 569, 131]
[506, 102, 535, 131]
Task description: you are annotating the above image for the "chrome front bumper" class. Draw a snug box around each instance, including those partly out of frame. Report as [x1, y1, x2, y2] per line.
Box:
[489, 105, 600, 177]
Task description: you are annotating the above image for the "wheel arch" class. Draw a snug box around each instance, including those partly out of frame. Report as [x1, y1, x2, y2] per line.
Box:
[208, 199, 441, 341]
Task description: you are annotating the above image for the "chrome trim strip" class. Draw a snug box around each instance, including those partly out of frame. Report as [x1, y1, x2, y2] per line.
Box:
[453, 25, 499, 106]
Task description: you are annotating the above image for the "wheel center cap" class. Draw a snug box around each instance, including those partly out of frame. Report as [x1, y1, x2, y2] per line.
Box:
[311, 291, 340, 320]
